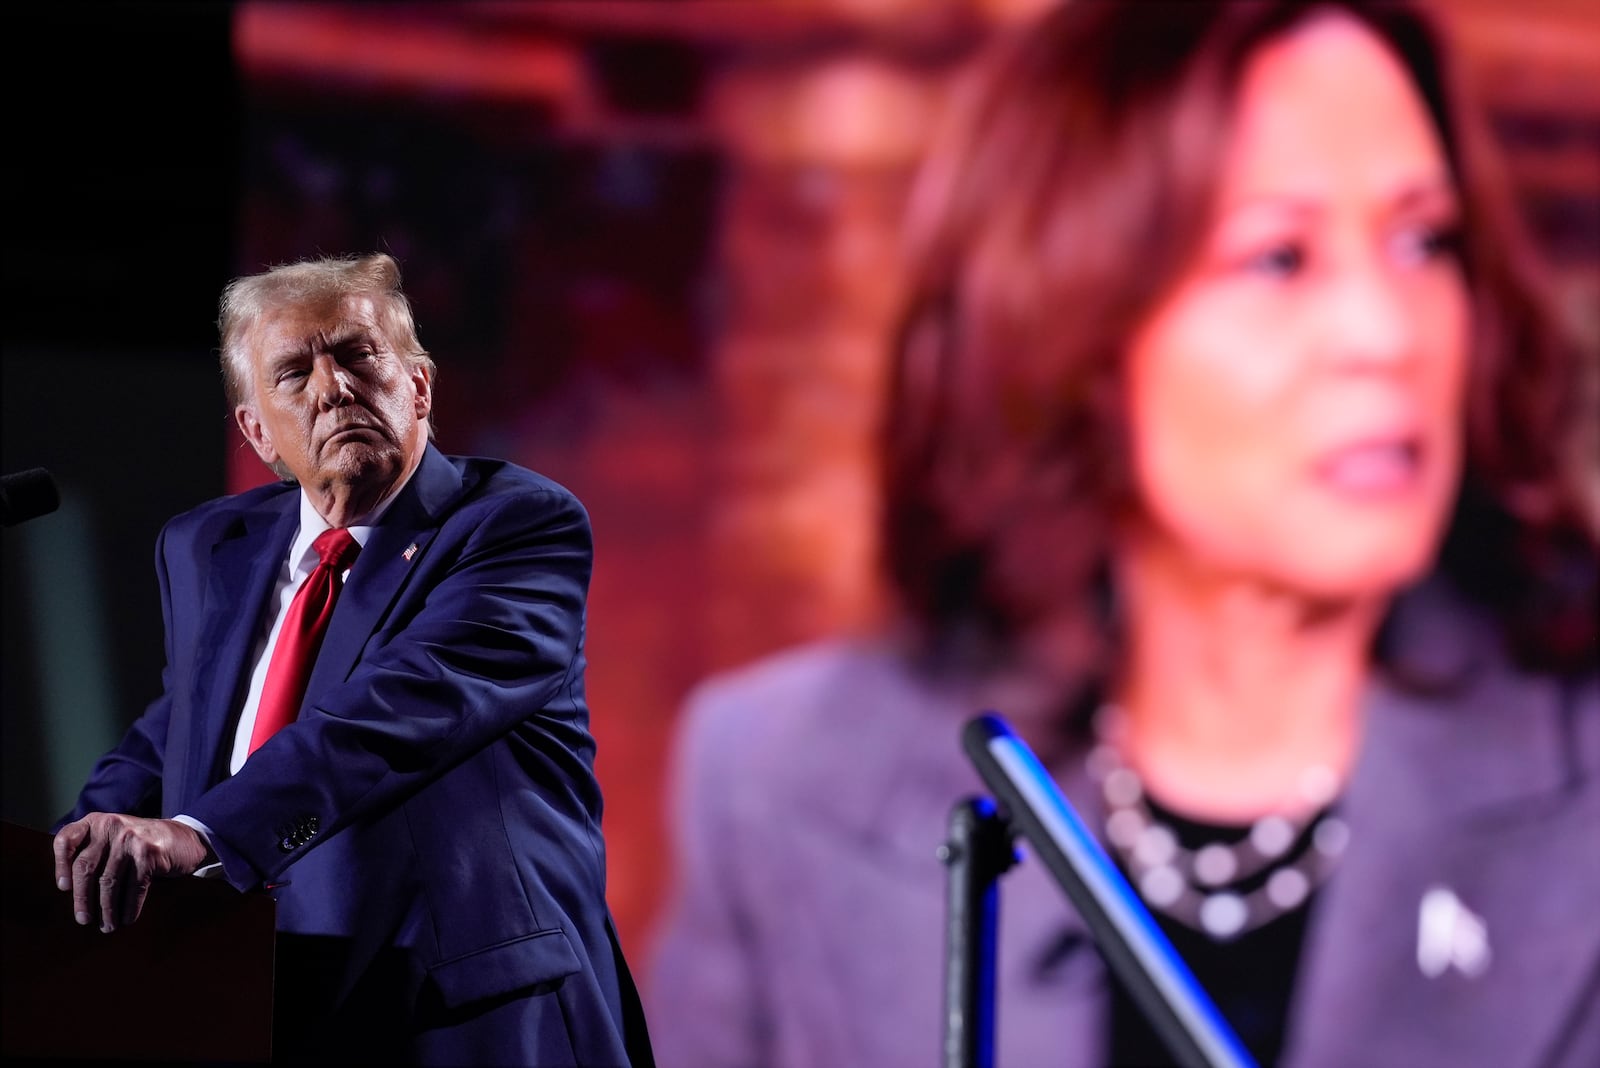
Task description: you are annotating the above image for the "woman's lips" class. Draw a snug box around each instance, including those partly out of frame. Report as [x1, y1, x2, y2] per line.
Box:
[1314, 438, 1424, 495]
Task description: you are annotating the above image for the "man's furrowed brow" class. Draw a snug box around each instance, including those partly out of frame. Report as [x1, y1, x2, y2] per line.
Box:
[325, 322, 387, 353]
[265, 339, 314, 373]
[273, 323, 370, 362]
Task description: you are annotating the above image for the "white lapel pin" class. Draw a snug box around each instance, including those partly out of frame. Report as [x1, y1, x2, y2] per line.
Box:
[1417, 885, 1491, 979]
[402, 543, 418, 561]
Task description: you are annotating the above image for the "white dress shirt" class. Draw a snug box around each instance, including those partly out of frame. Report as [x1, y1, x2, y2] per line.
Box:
[223, 490, 398, 775]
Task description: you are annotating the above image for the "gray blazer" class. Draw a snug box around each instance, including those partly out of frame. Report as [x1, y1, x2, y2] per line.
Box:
[646, 590, 1600, 1068]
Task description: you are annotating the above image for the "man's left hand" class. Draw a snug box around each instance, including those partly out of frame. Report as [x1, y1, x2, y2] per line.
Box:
[52, 814, 214, 933]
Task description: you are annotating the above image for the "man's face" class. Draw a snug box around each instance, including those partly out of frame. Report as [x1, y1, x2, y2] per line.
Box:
[234, 293, 431, 509]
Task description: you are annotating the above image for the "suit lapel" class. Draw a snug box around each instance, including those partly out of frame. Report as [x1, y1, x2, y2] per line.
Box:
[1288, 654, 1600, 1068]
[302, 446, 469, 702]
[181, 497, 299, 799]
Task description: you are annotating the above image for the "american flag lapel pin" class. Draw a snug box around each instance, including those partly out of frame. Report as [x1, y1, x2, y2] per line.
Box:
[402, 543, 419, 561]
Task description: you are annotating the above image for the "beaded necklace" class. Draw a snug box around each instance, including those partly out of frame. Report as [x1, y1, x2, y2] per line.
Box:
[1087, 707, 1350, 941]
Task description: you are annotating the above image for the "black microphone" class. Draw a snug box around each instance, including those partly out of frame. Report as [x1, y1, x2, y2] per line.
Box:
[1, 468, 61, 527]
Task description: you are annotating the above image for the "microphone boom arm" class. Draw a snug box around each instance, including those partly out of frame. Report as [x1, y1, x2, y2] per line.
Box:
[942, 712, 1258, 1068]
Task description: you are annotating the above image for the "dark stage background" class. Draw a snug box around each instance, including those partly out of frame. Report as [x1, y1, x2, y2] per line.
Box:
[4, 0, 1596, 964]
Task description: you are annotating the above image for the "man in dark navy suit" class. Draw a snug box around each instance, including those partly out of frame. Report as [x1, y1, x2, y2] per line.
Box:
[52, 253, 652, 1067]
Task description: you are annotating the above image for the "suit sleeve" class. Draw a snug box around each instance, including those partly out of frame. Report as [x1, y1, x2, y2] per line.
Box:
[185, 482, 592, 890]
[644, 684, 771, 1068]
[53, 523, 181, 829]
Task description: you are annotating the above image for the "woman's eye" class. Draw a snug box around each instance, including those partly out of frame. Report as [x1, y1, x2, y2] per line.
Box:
[1392, 223, 1461, 267]
[1244, 243, 1305, 278]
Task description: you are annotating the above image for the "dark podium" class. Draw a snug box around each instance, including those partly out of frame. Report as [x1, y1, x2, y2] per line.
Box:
[1, 820, 276, 1063]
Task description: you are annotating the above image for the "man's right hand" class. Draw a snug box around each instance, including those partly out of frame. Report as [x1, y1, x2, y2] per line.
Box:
[52, 813, 214, 933]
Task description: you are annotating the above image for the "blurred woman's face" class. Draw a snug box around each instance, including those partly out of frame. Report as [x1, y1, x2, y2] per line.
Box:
[1124, 12, 1468, 601]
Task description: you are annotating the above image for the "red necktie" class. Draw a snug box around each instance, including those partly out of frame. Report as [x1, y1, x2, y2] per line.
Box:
[248, 527, 360, 755]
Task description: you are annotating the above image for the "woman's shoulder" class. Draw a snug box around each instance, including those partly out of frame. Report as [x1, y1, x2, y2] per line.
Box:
[1368, 578, 1600, 819]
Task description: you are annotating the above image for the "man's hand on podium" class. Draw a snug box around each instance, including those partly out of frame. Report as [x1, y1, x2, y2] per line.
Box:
[52, 814, 215, 933]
